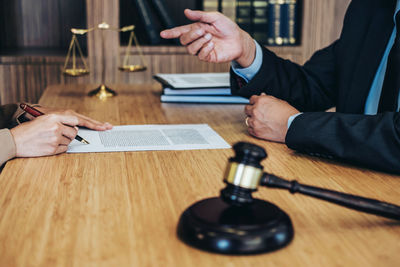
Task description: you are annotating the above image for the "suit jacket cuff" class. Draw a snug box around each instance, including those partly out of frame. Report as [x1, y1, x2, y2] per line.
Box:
[231, 40, 263, 82]
[285, 112, 336, 158]
[0, 129, 16, 166]
[230, 46, 280, 98]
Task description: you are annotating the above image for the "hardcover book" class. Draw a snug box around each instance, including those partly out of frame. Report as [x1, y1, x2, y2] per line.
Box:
[236, 0, 253, 34]
[150, 0, 176, 29]
[203, 0, 219, 11]
[154, 72, 230, 89]
[252, 0, 269, 44]
[222, 0, 237, 21]
[132, 0, 161, 44]
[154, 72, 248, 104]
[160, 95, 249, 104]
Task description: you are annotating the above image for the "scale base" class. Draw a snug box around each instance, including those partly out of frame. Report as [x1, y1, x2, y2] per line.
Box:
[177, 197, 293, 255]
[88, 84, 116, 100]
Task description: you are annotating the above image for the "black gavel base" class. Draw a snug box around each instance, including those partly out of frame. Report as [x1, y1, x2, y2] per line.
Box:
[177, 197, 294, 255]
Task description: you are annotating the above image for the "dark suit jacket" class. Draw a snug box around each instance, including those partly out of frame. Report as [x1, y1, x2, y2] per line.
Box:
[230, 0, 400, 173]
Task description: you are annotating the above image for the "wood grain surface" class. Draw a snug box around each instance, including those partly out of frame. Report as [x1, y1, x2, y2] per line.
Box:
[0, 84, 399, 267]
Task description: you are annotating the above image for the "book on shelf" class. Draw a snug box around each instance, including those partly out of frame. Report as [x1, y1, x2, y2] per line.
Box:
[232, 0, 301, 46]
[150, 0, 176, 29]
[236, 0, 253, 35]
[267, 0, 301, 46]
[131, 0, 161, 44]
[222, 0, 236, 21]
[252, 0, 269, 44]
[288, 0, 300, 45]
[154, 72, 249, 104]
[236, 0, 253, 34]
[203, 0, 220, 12]
[149, 0, 180, 44]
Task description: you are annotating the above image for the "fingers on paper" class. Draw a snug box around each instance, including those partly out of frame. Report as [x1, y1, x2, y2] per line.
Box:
[54, 110, 112, 131]
[75, 114, 113, 131]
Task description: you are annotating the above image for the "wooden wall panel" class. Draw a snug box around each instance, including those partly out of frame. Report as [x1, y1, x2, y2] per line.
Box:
[86, 0, 119, 84]
[301, 0, 351, 62]
[0, 0, 86, 51]
[0, 56, 91, 104]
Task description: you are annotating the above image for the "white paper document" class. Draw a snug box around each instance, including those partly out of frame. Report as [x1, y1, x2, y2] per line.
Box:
[154, 72, 230, 88]
[67, 124, 231, 153]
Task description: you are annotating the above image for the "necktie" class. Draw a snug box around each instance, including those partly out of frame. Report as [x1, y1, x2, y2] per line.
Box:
[378, 12, 400, 113]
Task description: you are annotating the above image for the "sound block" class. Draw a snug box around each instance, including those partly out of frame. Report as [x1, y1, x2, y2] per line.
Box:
[177, 197, 293, 255]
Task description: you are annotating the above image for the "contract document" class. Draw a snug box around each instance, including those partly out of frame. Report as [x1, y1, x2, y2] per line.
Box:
[67, 124, 230, 153]
[154, 72, 229, 88]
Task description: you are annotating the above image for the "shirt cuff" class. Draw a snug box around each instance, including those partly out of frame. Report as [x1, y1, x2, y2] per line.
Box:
[288, 113, 302, 129]
[231, 40, 263, 82]
[0, 129, 16, 166]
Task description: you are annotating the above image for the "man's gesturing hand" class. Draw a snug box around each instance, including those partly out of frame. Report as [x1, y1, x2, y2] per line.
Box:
[244, 94, 300, 143]
[160, 9, 256, 67]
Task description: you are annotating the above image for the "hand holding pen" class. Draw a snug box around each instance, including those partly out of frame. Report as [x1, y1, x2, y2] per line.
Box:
[20, 103, 90, 144]
[9, 104, 112, 158]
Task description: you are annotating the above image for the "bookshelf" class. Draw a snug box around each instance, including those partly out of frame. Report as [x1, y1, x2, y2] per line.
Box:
[0, 0, 351, 105]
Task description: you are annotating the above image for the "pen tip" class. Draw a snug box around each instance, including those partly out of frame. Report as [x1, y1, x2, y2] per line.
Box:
[82, 139, 90, 145]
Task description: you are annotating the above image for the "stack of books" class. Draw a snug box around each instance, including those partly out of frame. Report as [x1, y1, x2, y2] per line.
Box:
[153, 73, 249, 104]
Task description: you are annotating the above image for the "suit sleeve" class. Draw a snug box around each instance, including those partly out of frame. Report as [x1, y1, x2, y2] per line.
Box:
[230, 43, 339, 112]
[286, 112, 400, 174]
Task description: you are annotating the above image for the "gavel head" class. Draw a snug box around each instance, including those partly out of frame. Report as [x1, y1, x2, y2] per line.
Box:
[221, 142, 267, 206]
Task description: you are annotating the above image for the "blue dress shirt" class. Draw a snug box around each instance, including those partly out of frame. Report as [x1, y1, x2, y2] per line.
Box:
[233, 0, 400, 127]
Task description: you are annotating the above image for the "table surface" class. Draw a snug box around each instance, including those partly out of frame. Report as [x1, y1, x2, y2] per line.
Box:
[1, 84, 400, 267]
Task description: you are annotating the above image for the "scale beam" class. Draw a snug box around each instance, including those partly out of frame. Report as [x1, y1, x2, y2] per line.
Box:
[62, 22, 147, 100]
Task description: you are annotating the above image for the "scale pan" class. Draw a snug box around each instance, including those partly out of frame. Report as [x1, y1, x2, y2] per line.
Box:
[63, 69, 90, 76]
[118, 65, 147, 72]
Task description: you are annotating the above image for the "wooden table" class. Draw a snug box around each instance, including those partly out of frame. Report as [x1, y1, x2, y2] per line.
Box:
[1, 84, 400, 267]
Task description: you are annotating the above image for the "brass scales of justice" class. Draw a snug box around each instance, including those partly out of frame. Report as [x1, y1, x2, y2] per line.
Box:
[62, 22, 147, 100]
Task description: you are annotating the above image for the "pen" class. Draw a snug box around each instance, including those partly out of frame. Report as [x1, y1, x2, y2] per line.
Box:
[20, 103, 90, 145]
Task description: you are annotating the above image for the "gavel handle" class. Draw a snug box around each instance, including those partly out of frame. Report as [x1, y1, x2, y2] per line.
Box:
[261, 173, 400, 220]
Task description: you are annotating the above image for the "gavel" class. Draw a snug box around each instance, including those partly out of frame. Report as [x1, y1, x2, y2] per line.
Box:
[177, 142, 400, 255]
